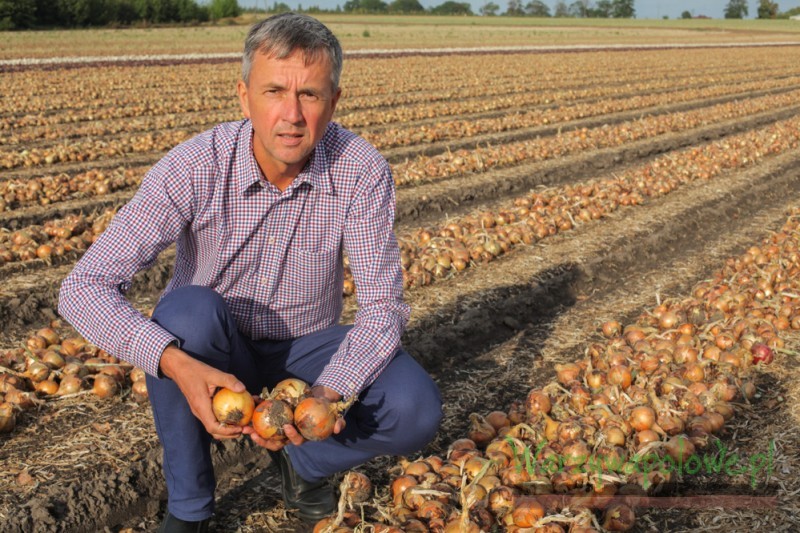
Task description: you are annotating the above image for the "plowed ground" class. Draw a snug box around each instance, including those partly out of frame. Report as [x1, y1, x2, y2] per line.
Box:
[1, 45, 799, 533]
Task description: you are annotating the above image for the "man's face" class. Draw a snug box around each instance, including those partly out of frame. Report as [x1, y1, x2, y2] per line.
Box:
[237, 50, 340, 184]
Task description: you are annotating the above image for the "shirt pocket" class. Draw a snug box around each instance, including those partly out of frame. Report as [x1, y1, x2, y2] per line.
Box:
[280, 246, 340, 305]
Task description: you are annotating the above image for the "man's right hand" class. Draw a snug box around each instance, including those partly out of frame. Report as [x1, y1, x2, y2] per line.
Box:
[158, 344, 246, 441]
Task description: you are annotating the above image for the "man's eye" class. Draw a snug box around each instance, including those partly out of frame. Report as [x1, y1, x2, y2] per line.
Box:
[299, 93, 320, 102]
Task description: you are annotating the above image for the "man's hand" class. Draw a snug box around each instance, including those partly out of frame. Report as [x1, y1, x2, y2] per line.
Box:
[159, 344, 246, 441]
[244, 384, 347, 450]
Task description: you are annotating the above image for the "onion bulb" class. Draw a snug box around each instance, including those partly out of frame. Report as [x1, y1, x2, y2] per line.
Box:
[294, 396, 341, 441]
[629, 406, 656, 432]
[751, 342, 774, 365]
[212, 387, 255, 426]
[92, 373, 119, 399]
[269, 377, 311, 407]
[0, 402, 15, 433]
[602, 504, 635, 531]
[511, 496, 545, 527]
[252, 398, 294, 440]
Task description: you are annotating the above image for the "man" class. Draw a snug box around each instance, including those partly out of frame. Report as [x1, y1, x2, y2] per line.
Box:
[58, 13, 442, 533]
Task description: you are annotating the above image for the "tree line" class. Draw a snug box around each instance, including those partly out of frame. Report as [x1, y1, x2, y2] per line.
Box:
[0, 0, 240, 29]
[3, 0, 799, 29]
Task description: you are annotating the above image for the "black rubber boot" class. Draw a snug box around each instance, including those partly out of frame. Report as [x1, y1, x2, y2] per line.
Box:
[268, 449, 337, 523]
[157, 511, 210, 533]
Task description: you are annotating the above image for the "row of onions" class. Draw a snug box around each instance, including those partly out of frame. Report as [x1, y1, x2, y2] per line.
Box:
[6, 70, 794, 157]
[6, 78, 797, 214]
[4, 67, 800, 172]
[5, 48, 789, 130]
[0, 322, 149, 433]
[1, 106, 798, 279]
[392, 87, 800, 187]
[346, 111, 800, 294]
[1, 129, 192, 170]
[312, 208, 800, 532]
[361, 77, 800, 150]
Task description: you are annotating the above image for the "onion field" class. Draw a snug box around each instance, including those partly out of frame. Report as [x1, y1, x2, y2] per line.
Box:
[1, 36, 800, 533]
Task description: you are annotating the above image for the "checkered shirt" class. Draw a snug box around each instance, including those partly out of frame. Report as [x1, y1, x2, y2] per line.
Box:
[58, 120, 410, 398]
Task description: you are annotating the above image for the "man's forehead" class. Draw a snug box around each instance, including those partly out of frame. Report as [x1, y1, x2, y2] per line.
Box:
[256, 48, 331, 69]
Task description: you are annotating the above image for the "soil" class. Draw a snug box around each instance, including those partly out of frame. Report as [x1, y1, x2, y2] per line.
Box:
[2, 53, 800, 533]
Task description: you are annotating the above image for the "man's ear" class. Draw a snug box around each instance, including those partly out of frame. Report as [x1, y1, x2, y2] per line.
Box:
[330, 87, 342, 115]
[237, 79, 251, 119]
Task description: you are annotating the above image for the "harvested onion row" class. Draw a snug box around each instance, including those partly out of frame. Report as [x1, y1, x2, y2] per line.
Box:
[5, 48, 795, 129]
[393, 87, 800, 187]
[361, 77, 800, 150]
[7, 79, 800, 214]
[0, 321, 150, 433]
[320, 209, 800, 532]
[342, 111, 800, 294]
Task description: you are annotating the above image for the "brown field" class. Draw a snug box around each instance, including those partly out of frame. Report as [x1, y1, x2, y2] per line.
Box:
[1, 25, 800, 533]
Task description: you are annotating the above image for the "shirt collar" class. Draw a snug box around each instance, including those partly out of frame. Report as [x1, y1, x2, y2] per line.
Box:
[234, 120, 334, 197]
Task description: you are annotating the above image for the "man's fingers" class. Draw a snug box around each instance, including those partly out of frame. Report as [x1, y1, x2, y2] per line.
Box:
[334, 417, 346, 434]
[242, 426, 288, 450]
[283, 424, 306, 446]
[210, 421, 243, 440]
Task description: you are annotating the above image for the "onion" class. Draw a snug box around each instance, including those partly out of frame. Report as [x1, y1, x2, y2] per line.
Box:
[92, 373, 119, 399]
[212, 387, 255, 426]
[665, 434, 695, 463]
[269, 377, 311, 407]
[34, 379, 59, 396]
[467, 413, 497, 447]
[555, 363, 581, 385]
[41, 350, 65, 369]
[628, 406, 655, 432]
[57, 374, 84, 396]
[607, 365, 632, 389]
[5, 387, 36, 409]
[487, 485, 517, 518]
[485, 410, 511, 431]
[252, 398, 294, 440]
[130, 379, 148, 403]
[0, 402, 15, 433]
[294, 396, 341, 441]
[602, 503, 635, 531]
[478, 474, 502, 492]
[751, 342, 774, 365]
[390, 474, 417, 504]
[35, 327, 61, 346]
[511, 496, 545, 527]
[525, 389, 552, 416]
[342, 471, 372, 504]
[601, 320, 622, 338]
[601, 426, 627, 447]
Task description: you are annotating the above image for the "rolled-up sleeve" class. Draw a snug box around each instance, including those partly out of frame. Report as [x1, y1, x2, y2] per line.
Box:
[58, 151, 195, 377]
[315, 159, 410, 398]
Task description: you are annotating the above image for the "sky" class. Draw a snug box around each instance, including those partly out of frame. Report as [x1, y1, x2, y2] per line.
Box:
[235, 1, 800, 19]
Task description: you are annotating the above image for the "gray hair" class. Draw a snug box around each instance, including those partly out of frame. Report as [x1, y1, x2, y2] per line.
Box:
[242, 13, 343, 92]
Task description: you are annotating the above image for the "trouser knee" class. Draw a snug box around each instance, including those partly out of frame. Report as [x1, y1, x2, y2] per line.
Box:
[384, 377, 443, 455]
[151, 286, 231, 354]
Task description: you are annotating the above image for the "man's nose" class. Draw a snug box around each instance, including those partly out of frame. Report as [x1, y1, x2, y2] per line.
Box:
[280, 95, 303, 124]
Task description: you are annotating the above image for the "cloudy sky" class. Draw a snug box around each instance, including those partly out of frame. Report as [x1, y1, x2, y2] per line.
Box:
[235, 0, 800, 19]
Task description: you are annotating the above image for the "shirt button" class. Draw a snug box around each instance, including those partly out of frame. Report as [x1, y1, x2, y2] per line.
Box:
[268, 237, 276, 245]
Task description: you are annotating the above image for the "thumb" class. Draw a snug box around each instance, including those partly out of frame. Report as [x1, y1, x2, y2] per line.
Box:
[214, 370, 246, 393]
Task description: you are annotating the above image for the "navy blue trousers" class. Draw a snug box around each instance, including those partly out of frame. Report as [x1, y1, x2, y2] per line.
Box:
[144, 286, 443, 521]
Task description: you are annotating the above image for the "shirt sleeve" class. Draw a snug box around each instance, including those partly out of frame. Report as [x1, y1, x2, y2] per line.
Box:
[314, 158, 411, 399]
[57, 151, 196, 377]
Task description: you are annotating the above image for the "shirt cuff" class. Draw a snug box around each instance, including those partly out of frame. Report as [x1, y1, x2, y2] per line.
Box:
[315, 355, 380, 400]
[126, 320, 180, 378]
